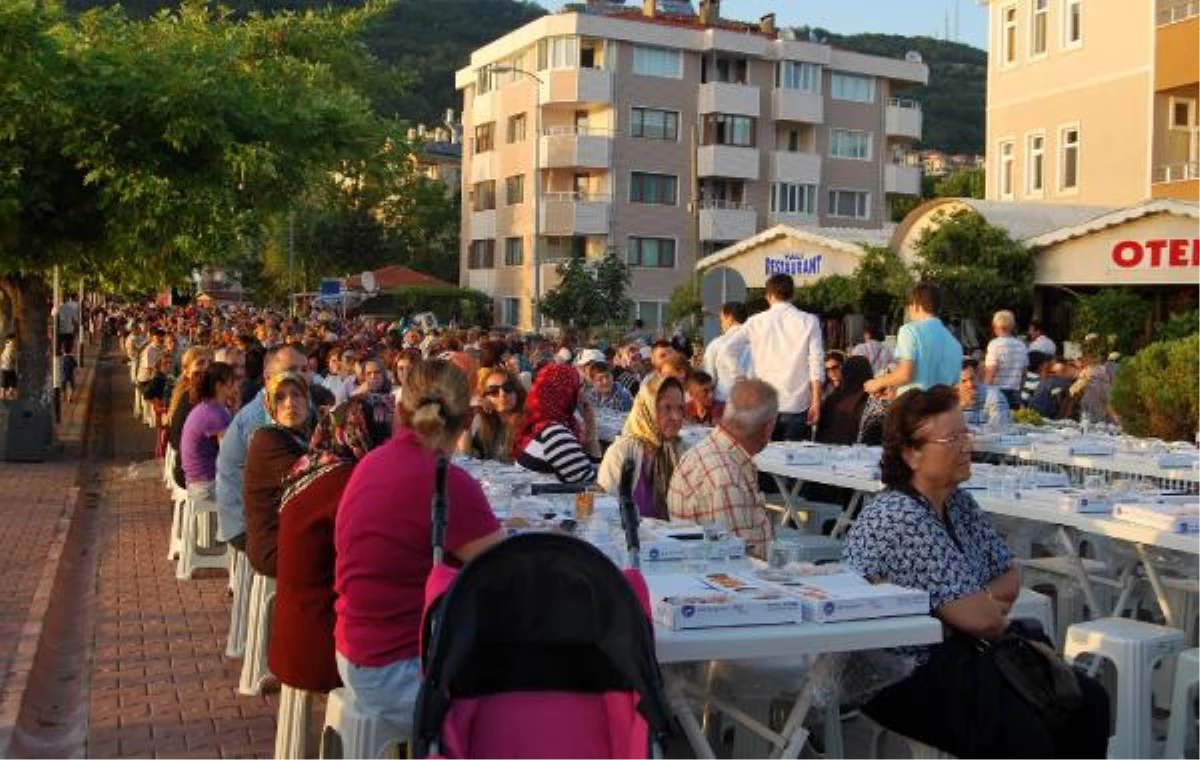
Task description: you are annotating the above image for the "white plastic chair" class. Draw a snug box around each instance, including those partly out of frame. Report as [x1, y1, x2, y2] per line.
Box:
[1064, 617, 1186, 758]
[174, 493, 228, 580]
[319, 687, 410, 759]
[275, 685, 316, 759]
[1009, 587, 1058, 648]
[238, 573, 275, 696]
[1165, 648, 1199, 759]
[225, 548, 254, 659]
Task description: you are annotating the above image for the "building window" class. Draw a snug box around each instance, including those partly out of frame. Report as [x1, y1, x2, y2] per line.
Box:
[537, 35, 579, 70]
[507, 113, 526, 143]
[630, 172, 678, 205]
[1063, 0, 1082, 48]
[1000, 4, 1017, 65]
[770, 183, 817, 215]
[630, 107, 679, 140]
[468, 239, 495, 269]
[1026, 133, 1045, 194]
[701, 56, 749, 84]
[504, 237, 524, 266]
[631, 46, 682, 78]
[830, 73, 875, 103]
[627, 237, 676, 268]
[1059, 125, 1079, 190]
[472, 181, 496, 211]
[1169, 97, 1196, 129]
[998, 140, 1015, 198]
[502, 297, 522, 327]
[1030, 0, 1049, 57]
[827, 189, 870, 220]
[504, 175, 524, 205]
[777, 61, 821, 93]
[636, 301, 665, 329]
[544, 236, 588, 261]
[701, 114, 756, 147]
[476, 67, 492, 95]
[830, 129, 872, 160]
[474, 122, 494, 154]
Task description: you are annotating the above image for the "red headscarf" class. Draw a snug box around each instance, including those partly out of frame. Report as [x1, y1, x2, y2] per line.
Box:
[513, 364, 582, 458]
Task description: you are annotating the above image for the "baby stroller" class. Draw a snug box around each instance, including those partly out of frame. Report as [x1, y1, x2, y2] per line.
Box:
[413, 459, 671, 758]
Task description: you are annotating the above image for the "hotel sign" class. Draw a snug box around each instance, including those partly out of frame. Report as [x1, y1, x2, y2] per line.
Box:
[1110, 238, 1199, 270]
[765, 252, 824, 278]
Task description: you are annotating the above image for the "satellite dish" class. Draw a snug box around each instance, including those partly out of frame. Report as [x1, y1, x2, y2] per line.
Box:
[361, 271, 378, 294]
[905, 51, 923, 63]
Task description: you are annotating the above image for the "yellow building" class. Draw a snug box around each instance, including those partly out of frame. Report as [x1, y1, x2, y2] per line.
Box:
[984, 0, 1198, 205]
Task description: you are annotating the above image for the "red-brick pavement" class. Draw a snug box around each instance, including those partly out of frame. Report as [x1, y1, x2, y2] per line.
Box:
[84, 354, 283, 759]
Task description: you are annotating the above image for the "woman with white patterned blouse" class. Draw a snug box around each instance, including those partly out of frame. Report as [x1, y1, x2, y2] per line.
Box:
[843, 385, 1109, 758]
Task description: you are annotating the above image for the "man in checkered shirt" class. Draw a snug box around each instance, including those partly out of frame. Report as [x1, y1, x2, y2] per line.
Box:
[982, 310, 1028, 409]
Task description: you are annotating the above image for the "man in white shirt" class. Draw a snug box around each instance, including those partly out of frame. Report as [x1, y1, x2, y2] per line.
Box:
[983, 309, 1028, 409]
[1027, 319, 1056, 358]
[851, 324, 894, 377]
[731, 274, 824, 441]
[702, 301, 752, 422]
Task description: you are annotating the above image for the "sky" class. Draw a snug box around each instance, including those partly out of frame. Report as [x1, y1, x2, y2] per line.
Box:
[534, 0, 990, 51]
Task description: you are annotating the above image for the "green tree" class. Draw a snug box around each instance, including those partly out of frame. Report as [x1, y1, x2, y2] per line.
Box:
[540, 257, 604, 330]
[666, 278, 705, 334]
[852, 246, 915, 324]
[911, 209, 1035, 325]
[934, 168, 985, 199]
[1110, 334, 1199, 441]
[793, 275, 859, 315]
[593, 248, 632, 327]
[0, 0, 401, 455]
[1071, 288, 1153, 355]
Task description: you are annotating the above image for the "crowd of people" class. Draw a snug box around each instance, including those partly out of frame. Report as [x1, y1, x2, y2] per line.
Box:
[99, 271, 1112, 758]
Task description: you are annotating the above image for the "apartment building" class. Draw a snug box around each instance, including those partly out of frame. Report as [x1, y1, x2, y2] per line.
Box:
[454, 0, 927, 331]
[985, 0, 1199, 206]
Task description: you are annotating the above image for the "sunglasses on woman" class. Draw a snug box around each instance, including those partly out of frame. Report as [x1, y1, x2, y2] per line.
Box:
[484, 382, 517, 397]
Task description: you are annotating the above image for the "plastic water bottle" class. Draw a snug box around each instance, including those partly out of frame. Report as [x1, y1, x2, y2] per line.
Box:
[1081, 410, 1091, 437]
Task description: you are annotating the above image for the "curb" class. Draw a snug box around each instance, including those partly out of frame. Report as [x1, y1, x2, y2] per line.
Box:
[0, 340, 100, 760]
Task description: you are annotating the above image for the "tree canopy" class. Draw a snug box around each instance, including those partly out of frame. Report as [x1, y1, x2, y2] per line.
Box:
[541, 250, 631, 331]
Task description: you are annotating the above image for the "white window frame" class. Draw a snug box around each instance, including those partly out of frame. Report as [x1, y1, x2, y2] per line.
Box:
[999, 3, 1018, 66]
[770, 183, 817, 215]
[776, 61, 822, 93]
[501, 297, 522, 327]
[1058, 124, 1080, 193]
[1029, 0, 1049, 59]
[1062, 0, 1083, 50]
[829, 128, 873, 161]
[1168, 96, 1197, 130]
[829, 72, 875, 103]
[626, 237, 677, 269]
[506, 113, 526, 143]
[998, 139, 1016, 199]
[636, 301, 667, 330]
[631, 45, 682, 79]
[826, 188, 870, 220]
[1025, 132, 1045, 196]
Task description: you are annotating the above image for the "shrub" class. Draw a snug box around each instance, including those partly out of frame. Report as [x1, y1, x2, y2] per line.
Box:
[1110, 334, 1199, 442]
[1071, 288, 1152, 354]
[1156, 309, 1199, 342]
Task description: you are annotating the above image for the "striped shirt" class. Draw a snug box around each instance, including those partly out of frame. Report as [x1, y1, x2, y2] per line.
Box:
[984, 336, 1029, 391]
[516, 423, 596, 484]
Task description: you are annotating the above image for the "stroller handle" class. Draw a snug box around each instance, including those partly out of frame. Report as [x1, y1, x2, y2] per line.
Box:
[432, 456, 449, 564]
[618, 457, 640, 568]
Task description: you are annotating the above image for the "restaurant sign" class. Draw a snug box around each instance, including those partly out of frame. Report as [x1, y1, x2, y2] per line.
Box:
[765, 252, 824, 278]
[1109, 238, 1199, 270]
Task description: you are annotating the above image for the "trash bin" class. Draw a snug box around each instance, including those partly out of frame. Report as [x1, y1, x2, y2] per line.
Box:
[0, 400, 52, 462]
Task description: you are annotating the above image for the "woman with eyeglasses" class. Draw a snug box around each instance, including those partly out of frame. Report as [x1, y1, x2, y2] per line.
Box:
[460, 368, 526, 463]
[842, 385, 1109, 758]
[823, 350, 845, 395]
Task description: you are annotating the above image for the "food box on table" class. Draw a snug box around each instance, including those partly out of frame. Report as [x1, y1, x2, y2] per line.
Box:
[1067, 440, 1116, 456]
[773, 572, 929, 623]
[652, 572, 803, 630]
[639, 523, 746, 562]
[1017, 487, 1113, 514]
[1156, 452, 1199, 470]
[1112, 495, 1200, 533]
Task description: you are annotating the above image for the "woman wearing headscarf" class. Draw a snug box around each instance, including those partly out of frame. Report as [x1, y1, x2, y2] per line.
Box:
[816, 355, 874, 445]
[243, 372, 312, 578]
[513, 364, 600, 483]
[269, 394, 394, 697]
[598, 375, 687, 519]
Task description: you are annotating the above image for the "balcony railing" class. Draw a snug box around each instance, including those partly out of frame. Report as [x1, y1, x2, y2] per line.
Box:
[1152, 162, 1200, 182]
[543, 125, 613, 137]
[698, 199, 754, 211]
[1157, 0, 1198, 25]
[542, 191, 611, 203]
[887, 97, 922, 111]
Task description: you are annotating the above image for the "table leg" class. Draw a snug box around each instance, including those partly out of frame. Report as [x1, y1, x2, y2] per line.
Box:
[770, 473, 805, 528]
[1055, 526, 1104, 617]
[771, 653, 839, 759]
[1134, 543, 1177, 629]
[831, 493, 864, 540]
[663, 670, 718, 759]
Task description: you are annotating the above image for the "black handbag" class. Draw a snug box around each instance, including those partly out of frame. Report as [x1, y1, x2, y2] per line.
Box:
[983, 621, 1083, 734]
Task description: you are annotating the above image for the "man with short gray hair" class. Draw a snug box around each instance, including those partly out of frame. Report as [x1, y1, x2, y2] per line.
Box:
[668, 379, 777, 557]
[983, 309, 1027, 409]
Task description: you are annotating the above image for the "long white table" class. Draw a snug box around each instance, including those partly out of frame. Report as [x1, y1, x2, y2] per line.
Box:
[973, 435, 1200, 484]
[753, 445, 884, 538]
[645, 568, 941, 759]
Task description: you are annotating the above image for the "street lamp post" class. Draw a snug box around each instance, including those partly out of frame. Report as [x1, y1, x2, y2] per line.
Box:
[490, 64, 543, 332]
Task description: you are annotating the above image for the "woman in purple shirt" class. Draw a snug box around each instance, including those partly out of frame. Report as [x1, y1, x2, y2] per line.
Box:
[181, 362, 238, 521]
[597, 376, 686, 518]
